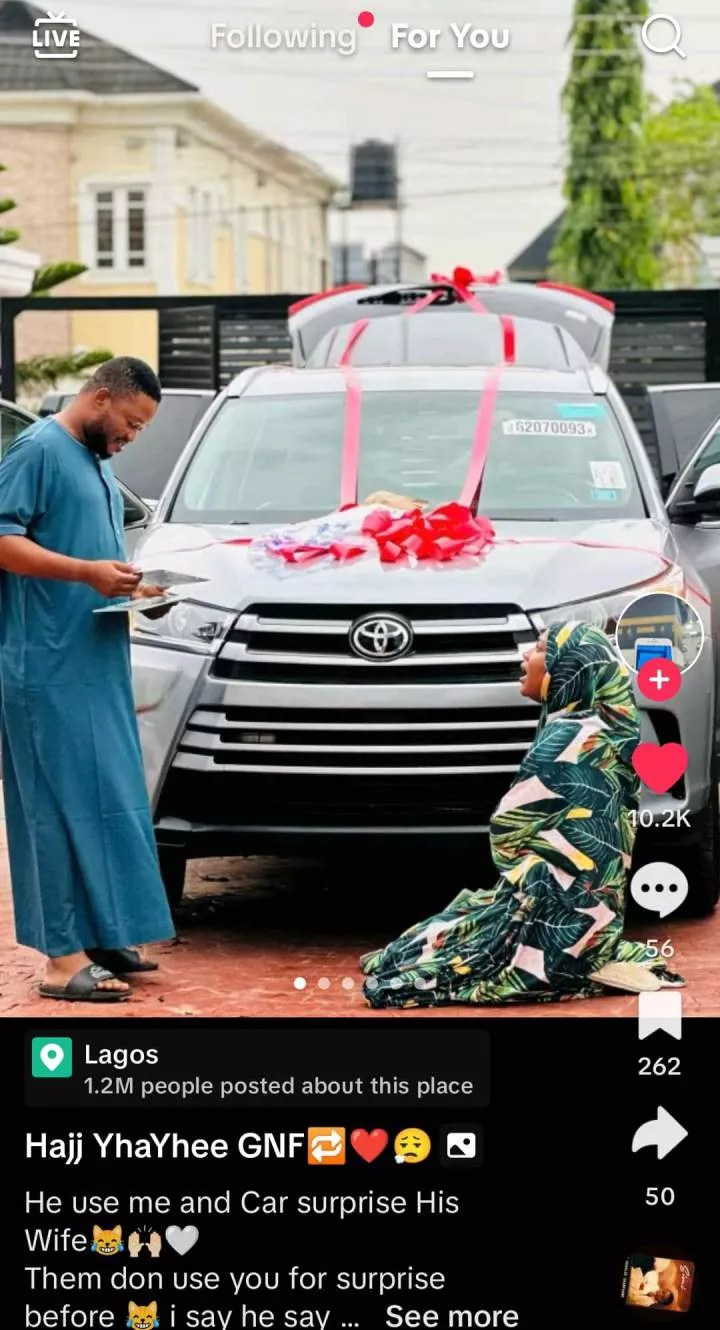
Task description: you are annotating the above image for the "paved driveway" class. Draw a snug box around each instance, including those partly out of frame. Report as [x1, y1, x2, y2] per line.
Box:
[1, 797, 718, 1018]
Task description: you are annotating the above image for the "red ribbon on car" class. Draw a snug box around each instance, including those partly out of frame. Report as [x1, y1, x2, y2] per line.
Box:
[334, 266, 513, 519]
[146, 265, 713, 596]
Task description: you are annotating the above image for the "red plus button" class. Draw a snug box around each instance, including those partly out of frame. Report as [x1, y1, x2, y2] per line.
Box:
[637, 657, 682, 701]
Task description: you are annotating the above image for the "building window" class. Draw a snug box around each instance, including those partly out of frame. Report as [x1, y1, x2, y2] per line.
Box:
[127, 190, 146, 268]
[92, 187, 147, 272]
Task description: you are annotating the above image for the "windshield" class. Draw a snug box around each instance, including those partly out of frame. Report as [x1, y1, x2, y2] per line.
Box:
[111, 395, 211, 500]
[169, 389, 646, 525]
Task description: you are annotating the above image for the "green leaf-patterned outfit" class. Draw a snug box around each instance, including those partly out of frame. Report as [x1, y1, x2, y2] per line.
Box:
[361, 621, 684, 1008]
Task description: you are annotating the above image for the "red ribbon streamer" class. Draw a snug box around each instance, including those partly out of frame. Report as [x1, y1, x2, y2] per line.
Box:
[428, 269, 489, 315]
[459, 365, 503, 510]
[150, 531, 706, 607]
[267, 540, 367, 565]
[338, 319, 370, 508]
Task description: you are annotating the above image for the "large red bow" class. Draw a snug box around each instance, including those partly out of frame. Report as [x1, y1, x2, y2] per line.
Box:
[362, 503, 495, 563]
[431, 266, 502, 291]
[266, 503, 496, 567]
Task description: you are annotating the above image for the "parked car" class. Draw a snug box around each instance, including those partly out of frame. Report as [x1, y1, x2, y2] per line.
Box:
[128, 355, 719, 916]
[292, 283, 720, 504]
[289, 278, 615, 368]
[38, 387, 216, 506]
[0, 399, 152, 556]
[305, 311, 590, 371]
[645, 384, 720, 495]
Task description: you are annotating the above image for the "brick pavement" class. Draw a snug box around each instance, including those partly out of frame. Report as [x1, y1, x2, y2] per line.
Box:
[1, 800, 718, 1018]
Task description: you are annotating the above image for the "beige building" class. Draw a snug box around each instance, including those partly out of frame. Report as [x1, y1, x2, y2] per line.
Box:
[0, 0, 340, 369]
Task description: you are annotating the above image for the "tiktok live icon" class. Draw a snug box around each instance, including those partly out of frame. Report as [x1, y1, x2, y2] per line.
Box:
[32, 10, 80, 60]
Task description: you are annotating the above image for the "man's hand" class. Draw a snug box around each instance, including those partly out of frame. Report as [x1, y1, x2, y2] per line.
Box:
[82, 560, 143, 598]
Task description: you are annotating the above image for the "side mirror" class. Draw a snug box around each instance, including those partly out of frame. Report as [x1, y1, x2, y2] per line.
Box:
[669, 462, 720, 523]
[122, 490, 152, 529]
[693, 462, 720, 505]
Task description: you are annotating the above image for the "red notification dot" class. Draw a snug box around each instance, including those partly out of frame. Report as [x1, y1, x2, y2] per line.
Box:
[637, 657, 682, 702]
[357, 10, 375, 27]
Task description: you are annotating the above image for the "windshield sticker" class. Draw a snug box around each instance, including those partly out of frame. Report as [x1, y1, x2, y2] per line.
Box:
[557, 402, 605, 419]
[590, 460, 627, 490]
[502, 418, 597, 437]
[591, 488, 618, 502]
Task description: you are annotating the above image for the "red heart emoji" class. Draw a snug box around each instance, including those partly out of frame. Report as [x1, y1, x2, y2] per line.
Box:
[632, 742, 688, 794]
[350, 1128, 389, 1163]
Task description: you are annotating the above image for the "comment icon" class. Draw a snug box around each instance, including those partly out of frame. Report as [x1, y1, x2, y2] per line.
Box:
[630, 862, 688, 918]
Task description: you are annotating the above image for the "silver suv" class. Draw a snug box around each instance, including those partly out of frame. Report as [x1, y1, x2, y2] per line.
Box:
[130, 338, 720, 914]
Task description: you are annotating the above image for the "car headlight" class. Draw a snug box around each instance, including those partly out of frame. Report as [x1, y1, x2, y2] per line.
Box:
[531, 565, 687, 639]
[130, 600, 235, 654]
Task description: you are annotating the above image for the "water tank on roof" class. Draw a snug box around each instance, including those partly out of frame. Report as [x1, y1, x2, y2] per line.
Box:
[350, 140, 398, 206]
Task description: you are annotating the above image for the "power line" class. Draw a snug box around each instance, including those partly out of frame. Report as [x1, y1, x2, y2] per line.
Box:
[10, 163, 720, 243]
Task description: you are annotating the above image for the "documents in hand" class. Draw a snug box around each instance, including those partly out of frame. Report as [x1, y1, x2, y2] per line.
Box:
[136, 569, 209, 589]
[93, 568, 208, 613]
[94, 595, 179, 614]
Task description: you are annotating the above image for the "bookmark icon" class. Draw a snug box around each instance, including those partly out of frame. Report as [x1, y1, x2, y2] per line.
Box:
[637, 990, 682, 1041]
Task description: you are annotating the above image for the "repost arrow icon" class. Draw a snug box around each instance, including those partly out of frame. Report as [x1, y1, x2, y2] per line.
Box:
[311, 1130, 344, 1162]
[631, 1106, 688, 1160]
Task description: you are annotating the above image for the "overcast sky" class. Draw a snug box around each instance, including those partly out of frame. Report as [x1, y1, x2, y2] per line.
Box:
[67, 0, 720, 272]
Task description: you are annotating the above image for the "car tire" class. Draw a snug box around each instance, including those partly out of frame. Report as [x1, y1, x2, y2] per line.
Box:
[157, 845, 187, 912]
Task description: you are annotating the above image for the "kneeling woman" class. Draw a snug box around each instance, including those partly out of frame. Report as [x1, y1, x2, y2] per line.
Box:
[361, 621, 684, 1008]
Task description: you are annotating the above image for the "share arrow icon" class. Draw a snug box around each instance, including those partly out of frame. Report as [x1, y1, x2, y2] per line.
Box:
[631, 1106, 688, 1160]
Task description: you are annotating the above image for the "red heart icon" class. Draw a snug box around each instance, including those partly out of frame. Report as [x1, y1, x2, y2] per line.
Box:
[632, 742, 688, 794]
[350, 1128, 389, 1163]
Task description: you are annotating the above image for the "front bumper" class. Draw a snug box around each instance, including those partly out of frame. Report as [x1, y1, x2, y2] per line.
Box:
[133, 634, 715, 859]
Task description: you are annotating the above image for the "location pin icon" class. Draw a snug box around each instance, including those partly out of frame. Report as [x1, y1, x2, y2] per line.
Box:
[40, 1043, 65, 1071]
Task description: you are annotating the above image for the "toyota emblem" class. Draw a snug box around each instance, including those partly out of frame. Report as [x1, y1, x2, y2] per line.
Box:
[349, 613, 413, 661]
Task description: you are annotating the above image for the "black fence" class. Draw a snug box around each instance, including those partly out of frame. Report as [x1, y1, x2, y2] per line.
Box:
[600, 288, 720, 481]
[0, 294, 304, 402]
[2, 288, 720, 438]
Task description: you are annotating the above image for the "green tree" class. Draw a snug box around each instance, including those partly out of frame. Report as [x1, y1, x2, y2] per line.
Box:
[550, 0, 661, 290]
[641, 83, 720, 284]
[0, 162, 111, 390]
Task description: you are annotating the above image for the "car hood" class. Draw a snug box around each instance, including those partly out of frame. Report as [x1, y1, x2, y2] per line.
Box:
[132, 517, 678, 612]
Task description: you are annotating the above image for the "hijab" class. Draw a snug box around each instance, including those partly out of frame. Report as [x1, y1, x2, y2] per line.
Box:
[539, 620, 641, 767]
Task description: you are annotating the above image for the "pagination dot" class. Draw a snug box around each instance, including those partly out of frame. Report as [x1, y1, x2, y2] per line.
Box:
[293, 976, 307, 990]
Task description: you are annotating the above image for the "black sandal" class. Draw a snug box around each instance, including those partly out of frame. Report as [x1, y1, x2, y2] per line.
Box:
[39, 963, 130, 1003]
[88, 947, 159, 974]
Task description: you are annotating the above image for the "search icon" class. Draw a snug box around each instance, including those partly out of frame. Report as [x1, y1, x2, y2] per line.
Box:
[641, 13, 687, 58]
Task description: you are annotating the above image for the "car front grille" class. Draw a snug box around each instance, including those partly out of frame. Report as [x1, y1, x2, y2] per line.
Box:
[166, 602, 540, 832]
[156, 768, 523, 830]
[172, 703, 539, 775]
[211, 601, 535, 685]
